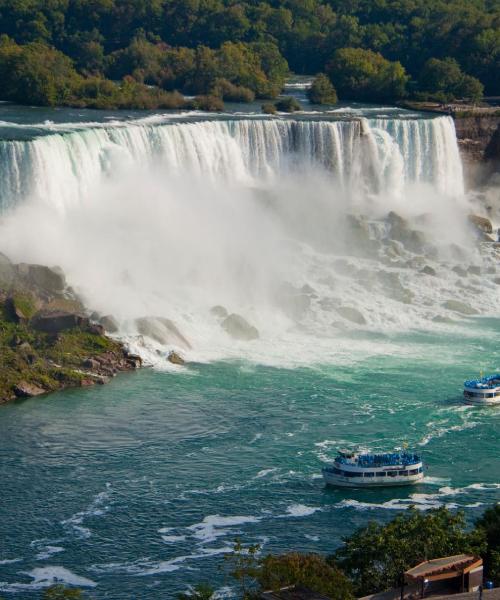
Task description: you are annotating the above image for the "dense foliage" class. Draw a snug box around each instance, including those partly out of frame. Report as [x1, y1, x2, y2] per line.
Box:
[475, 504, 500, 583]
[308, 73, 338, 104]
[0, 0, 497, 108]
[258, 552, 354, 599]
[333, 506, 487, 596]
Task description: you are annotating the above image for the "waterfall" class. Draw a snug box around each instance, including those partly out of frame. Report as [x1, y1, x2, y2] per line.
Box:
[0, 116, 463, 212]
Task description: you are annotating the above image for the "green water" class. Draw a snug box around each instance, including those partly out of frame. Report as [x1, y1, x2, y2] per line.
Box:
[0, 323, 499, 598]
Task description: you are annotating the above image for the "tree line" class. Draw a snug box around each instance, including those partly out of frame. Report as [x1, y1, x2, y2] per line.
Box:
[0, 0, 497, 108]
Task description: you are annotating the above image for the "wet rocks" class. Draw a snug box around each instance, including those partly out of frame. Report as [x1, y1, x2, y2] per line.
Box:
[14, 381, 46, 398]
[442, 300, 479, 315]
[386, 211, 426, 253]
[135, 317, 191, 349]
[167, 351, 185, 365]
[99, 315, 119, 333]
[31, 310, 89, 333]
[335, 306, 366, 325]
[210, 305, 228, 319]
[420, 265, 437, 276]
[221, 313, 259, 341]
[452, 266, 468, 277]
[468, 214, 493, 234]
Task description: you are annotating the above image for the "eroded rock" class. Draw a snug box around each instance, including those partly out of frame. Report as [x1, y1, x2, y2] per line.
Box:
[167, 351, 185, 365]
[442, 300, 479, 315]
[14, 381, 46, 398]
[336, 305, 366, 325]
[221, 313, 259, 340]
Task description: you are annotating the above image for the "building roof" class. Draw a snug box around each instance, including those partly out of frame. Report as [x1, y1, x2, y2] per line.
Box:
[405, 555, 481, 580]
[261, 585, 332, 600]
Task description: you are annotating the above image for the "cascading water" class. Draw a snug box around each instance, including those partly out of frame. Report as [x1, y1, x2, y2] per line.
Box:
[0, 112, 497, 365]
[0, 116, 463, 211]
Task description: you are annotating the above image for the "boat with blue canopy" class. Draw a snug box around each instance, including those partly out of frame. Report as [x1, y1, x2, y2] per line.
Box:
[463, 373, 500, 405]
[322, 448, 424, 487]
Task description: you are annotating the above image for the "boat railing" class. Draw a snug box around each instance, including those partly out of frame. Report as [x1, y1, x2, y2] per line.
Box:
[336, 452, 420, 467]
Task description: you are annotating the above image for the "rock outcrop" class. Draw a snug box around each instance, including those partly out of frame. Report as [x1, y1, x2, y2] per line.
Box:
[0, 253, 141, 404]
[221, 313, 259, 341]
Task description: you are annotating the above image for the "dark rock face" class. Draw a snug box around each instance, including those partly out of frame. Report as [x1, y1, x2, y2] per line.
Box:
[420, 265, 437, 276]
[99, 315, 119, 333]
[31, 310, 89, 333]
[221, 313, 259, 340]
[14, 381, 46, 398]
[453, 115, 500, 184]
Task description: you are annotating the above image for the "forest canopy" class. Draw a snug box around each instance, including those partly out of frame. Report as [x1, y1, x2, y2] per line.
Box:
[0, 0, 497, 108]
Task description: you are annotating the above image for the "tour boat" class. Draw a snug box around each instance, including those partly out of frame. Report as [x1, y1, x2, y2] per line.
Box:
[463, 373, 500, 405]
[322, 449, 424, 488]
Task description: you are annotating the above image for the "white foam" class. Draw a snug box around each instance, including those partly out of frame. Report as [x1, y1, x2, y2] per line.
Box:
[285, 504, 321, 517]
[187, 515, 261, 544]
[0, 558, 22, 565]
[61, 485, 112, 539]
[35, 546, 64, 561]
[254, 468, 277, 479]
[0, 566, 96, 592]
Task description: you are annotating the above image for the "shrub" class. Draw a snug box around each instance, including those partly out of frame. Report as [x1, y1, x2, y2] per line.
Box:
[308, 73, 338, 104]
[262, 103, 277, 114]
[274, 96, 302, 112]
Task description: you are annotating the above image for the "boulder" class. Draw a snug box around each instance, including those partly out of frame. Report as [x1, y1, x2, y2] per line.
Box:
[125, 353, 142, 368]
[167, 350, 185, 365]
[19, 264, 66, 293]
[31, 310, 89, 333]
[468, 214, 493, 234]
[5, 296, 29, 323]
[420, 265, 436, 276]
[442, 300, 479, 315]
[210, 305, 228, 319]
[135, 317, 191, 349]
[452, 265, 468, 277]
[14, 381, 46, 398]
[0, 252, 15, 287]
[386, 211, 426, 253]
[221, 313, 259, 341]
[336, 306, 366, 325]
[99, 315, 119, 333]
[275, 282, 312, 320]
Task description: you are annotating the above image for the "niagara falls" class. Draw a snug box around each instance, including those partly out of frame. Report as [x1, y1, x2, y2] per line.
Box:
[0, 1, 499, 597]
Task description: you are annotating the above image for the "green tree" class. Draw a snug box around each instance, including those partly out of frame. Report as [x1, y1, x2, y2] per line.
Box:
[475, 504, 500, 583]
[177, 583, 215, 600]
[274, 96, 302, 112]
[418, 57, 484, 102]
[333, 507, 486, 596]
[326, 47, 408, 102]
[258, 552, 354, 600]
[307, 73, 338, 104]
[223, 538, 261, 598]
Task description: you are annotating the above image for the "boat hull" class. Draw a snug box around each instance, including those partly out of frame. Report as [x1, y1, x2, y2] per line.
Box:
[322, 471, 424, 488]
[464, 396, 500, 406]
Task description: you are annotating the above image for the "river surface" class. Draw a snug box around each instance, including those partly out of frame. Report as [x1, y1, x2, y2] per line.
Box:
[0, 100, 499, 598]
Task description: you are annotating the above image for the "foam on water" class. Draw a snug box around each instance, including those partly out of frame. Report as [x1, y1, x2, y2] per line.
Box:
[0, 567, 96, 592]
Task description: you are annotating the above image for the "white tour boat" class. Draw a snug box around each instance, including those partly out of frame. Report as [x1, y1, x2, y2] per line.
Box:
[463, 373, 500, 405]
[322, 449, 424, 488]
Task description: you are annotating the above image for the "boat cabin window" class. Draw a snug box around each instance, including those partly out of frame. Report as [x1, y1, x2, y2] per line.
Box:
[377, 472, 386, 477]
[364, 472, 375, 477]
[387, 471, 398, 477]
[409, 468, 418, 475]
[342, 470, 360, 477]
[399, 470, 409, 476]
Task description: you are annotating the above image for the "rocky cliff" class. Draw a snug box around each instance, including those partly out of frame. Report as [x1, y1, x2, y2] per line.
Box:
[0, 252, 141, 403]
[453, 114, 500, 175]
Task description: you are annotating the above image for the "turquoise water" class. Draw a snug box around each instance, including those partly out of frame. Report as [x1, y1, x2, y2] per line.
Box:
[1, 322, 499, 598]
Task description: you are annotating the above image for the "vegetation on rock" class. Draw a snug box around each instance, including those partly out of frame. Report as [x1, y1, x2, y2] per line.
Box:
[307, 74, 338, 105]
[0, 254, 140, 403]
[274, 96, 302, 113]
